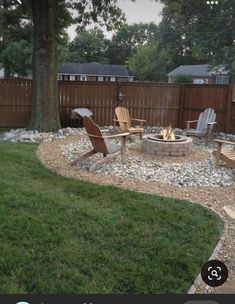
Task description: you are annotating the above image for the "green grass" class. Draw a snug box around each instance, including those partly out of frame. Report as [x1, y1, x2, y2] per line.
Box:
[0, 142, 223, 293]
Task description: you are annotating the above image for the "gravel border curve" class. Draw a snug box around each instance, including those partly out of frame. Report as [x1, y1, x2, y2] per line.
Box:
[188, 207, 228, 294]
[36, 135, 235, 294]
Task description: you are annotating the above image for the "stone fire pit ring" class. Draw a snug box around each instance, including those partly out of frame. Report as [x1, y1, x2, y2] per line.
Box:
[141, 134, 193, 157]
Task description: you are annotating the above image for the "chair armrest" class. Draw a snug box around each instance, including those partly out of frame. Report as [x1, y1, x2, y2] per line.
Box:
[214, 139, 235, 146]
[130, 118, 146, 123]
[207, 122, 217, 125]
[103, 132, 130, 138]
[113, 118, 128, 123]
[185, 120, 198, 129]
[130, 118, 146, 128]
[185, 120, 198, 123]
[86, 132, 129, 139]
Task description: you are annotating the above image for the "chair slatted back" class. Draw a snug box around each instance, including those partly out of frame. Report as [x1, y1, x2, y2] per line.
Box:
[83, 117, 108, 154]
[115, 107, 131, 130]
[196, 108, 216, 134]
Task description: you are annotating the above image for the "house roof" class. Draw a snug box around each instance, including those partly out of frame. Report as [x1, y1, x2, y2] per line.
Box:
[58, 62, 133, 77]
[167, 64, 228, 77]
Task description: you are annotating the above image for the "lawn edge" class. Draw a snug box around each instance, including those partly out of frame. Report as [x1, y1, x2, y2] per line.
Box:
[187, 205, 228, 294]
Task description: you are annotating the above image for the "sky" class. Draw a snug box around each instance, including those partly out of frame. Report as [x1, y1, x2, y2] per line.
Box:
[67, 0, 164, 41]
[117, 0, 163, 24]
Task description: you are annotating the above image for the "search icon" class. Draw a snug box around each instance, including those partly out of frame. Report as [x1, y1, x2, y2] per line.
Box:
[211, 269, 218, 277]
[201, 260, 228, 287]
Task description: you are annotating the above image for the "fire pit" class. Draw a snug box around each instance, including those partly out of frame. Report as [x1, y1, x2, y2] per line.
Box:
[141, 126, 193, 157]
[148, 134, 187, 142]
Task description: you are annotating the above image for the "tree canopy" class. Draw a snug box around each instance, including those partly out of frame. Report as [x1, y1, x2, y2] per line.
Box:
[69, 28, 109, 63]
[129, 0, 235, 81]
[157, 0, 235, 76]
[128, 42, 170, 82]
[0, 0, 33, 77]
[107, 22, 159, 64]
[0, 0, 71, 78]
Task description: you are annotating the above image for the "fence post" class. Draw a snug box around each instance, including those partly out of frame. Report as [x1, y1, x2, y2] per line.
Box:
[178, 84, 185, 129]
[225, 84, 233, 133]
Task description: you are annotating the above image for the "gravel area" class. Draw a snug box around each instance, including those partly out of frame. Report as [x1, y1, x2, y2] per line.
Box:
[60, 134, 234, 188]
[36, 134, 235, 294]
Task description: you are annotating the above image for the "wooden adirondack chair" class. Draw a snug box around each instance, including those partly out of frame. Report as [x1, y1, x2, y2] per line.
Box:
[71, 116, 129, 172]
[114, 106, 146, 139]
[185, 108, 217, 144]
[214, 139, 235, 168]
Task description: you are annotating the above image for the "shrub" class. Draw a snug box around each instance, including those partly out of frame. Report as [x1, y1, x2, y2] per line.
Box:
[174, 74, 193, 83]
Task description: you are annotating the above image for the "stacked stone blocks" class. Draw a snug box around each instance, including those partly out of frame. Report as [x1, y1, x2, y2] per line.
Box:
[141, 136, 193, 157]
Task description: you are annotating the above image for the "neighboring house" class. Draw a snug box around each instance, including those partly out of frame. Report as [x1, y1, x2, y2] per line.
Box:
[57, 62, 134, 82]
[167, 64, 229, 84]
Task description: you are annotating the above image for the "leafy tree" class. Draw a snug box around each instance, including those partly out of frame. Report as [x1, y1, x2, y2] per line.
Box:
[26, 0, 125, 132]
[0, 0, 32, 78]
[4, 0, 165, 131]
[158, 0, 235, 77]
[0, 0, 70, 78]
[57, 31, 70, 64]
[128, 42, 170, 82]
[69, 28, 109, 63]
[157, 6, 197, 70]
[1, 38, 32, 77]
[107, 22, 159, 64]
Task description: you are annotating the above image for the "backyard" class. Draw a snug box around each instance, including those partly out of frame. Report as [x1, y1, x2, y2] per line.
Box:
[1, 0, 235, 296]
[0, 141, 224, 293]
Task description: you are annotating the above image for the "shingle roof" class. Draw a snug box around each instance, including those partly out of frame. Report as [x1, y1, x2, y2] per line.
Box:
[168, 64, 229, 77]
[167, 65, 212, 77]
[58, 62, 132, 77]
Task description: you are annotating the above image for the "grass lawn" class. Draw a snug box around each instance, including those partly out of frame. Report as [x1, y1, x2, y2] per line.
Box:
[0, 142, 223, 293]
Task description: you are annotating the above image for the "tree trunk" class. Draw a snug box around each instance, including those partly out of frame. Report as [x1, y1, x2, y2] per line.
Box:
[2, 0, 11, 79]
[28, 0, 61, 131]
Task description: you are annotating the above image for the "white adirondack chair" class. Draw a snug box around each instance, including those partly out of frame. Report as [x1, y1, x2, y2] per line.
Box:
[185, 108, 217, 143]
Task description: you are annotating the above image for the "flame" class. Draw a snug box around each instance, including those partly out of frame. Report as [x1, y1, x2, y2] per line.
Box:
[161, 125, 175, 140]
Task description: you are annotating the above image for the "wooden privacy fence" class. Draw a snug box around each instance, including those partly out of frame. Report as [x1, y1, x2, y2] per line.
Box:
[59, 81, 182, 128]
[0, 80, 235, 133]
[0, 80, 32, 127]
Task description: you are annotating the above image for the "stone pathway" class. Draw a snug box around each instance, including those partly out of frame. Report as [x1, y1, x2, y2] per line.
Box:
[215, 209, 235, 294]
[215, 278, 235, 294]
[223, 205, 235, 220]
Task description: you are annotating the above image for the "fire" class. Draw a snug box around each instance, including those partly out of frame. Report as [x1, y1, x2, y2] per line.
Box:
[161, 125, 176, 140]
